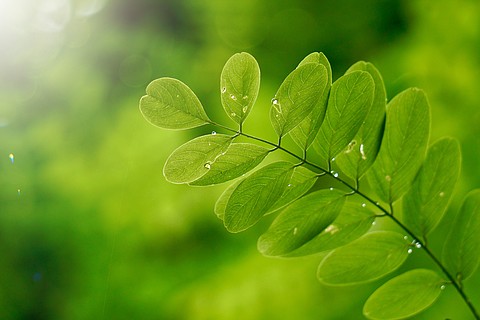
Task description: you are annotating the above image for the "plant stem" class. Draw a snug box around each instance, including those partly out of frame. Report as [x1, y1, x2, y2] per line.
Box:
[210, 122, 480, 319]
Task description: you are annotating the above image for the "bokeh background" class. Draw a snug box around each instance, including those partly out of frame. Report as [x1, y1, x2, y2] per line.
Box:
[1, 0, 480, 319]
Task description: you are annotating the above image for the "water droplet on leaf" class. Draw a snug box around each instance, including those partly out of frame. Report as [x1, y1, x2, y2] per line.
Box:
[360, 144, 367, 160]
[204, 162, 211, 169]
[211, 131, 217, 135]
[361, 203, 366, 208]
[231, 112, 237, 117]
[440, 285, 446, 290]
[407, 248, 413, 254]
[221, 87, 226, 93]
[345, 140, 357, 153]
[242, 95, 248, 100]
[293, 227, 298, 235]
[242, 106, 248, 113]
[439, 191, 445, 197]
[230, 94, 237, 100]
[9, 153, 14, 163]
[415, 242, 422, 249]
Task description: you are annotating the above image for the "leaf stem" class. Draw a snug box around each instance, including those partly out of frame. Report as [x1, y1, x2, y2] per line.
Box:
[208, 122, 479, 319]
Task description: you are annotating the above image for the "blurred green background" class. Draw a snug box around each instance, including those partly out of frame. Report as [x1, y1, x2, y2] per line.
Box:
[1, 0, 480, 319]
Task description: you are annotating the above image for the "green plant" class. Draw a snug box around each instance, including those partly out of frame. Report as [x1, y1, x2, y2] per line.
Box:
[138, 52, 480, 319]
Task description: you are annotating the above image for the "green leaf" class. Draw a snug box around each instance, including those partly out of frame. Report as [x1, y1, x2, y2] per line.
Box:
[140, 78, 210, 129]
[190, 143, 270, 186]
[363, 269, 444, 320]
[367, 88, 430, 203]
[335, 62, 386, 181]
[442, 189, 480, 282]
[313, 71, 375, 165]
[163, 134, 233, 184]
[220, 52, 261, 124]
[317, 231, 409, 285]
[286, 200, 376, 257]
[224, 161, 294, 233]
[403, 138, 461, 240]
[258, 189, 346, 257]
[270, 63, 328, 137]
[289, 52, 332, 149]
[268, 165, 319, 213]
[215, 180, 241, 221]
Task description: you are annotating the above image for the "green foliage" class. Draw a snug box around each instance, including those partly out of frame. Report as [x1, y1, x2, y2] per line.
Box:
[139, 52, 480, 319]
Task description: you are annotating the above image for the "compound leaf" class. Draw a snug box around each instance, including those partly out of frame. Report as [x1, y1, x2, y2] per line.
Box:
[270, 63, 328, 137]
[290, 52, 332, 149]
[163, 134, 233, 184]
[140, 78, 210, 129]
[190, 143, 269, 186]
[286, 200, 376, 257]
[313, 71, 375, 166]
[224, 161, 294, 233]
[367, 88, 430, 203]
[220, 52, 261, 124]
[317, 231, 409, 285]
[335, 62, 386, 181]
[363, 269, 444, 320]
[403, 138, 461, 240]
[258, 189, 345, 257]
[442, 189, 480, 282]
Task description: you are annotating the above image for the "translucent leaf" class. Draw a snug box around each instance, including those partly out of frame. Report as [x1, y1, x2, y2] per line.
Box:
[140, 78, 210, 129]
[163, 134, 233, 184]
[286, 200, 376, 257]
[367, 88, 430, 203]
[317, 231, 409, 285]
[220, 52, 261, 124]
[289, 52, 332, 149]
[313, 71, 375, 165]
[224, 161, 294, 233]
[335, 62, 386, 181]
[190, 143, 270, 186]
[268, 166, 319, 213]
[442, 189, 480, 282]
[258, 189, 346, 257]
[270, 63, 328, 137]
[363, 269, 444, 320]
[215, 180, 241, 221]
[403, 138, 461, 240]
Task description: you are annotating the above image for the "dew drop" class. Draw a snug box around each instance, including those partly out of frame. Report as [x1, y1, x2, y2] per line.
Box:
[329, 187, 334, 191]
[361, 203, 366, 208]
[293, 227, 298, 235]
[204, 162, 211, 169]
[221, 87, 226, 93]
[230, 94, 237, 100]
[375, 202, 380, 206]
[271, 98, 279, 104]
[407, 248, 413, 254]
[372, 221, 377, 226]
[176, 94, 180, 98]
[271, 98, 282, 113]
[211, 131, 217, 135]
[242, 95, 248, 100]
[231, 112, 237, 117]
[385, 175, 392, 182]
[345, 140, 357, 153]
[242, 106, 248, 113]
[331, 157, 336, 162]
[287, 184, 292, 187]
[440, 284, 446, 290]
[17, 189, 21, 196]
[403, 236, 408, 240]
[415, 242, 422, 249]
[333, 172, 339, 178]
[360, 144, 367, 160]
[439, 191, 445, 197]
[9, 153, 14, 163]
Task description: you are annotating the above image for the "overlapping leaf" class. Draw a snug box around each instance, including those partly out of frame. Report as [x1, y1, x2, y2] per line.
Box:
[363, 269, 444, 320]
[163, 134, 233, 184]
[270, 63, 328, 137]
[223, 161, 294, 233]
[403, 138, 461, 240]
[289, 52, 332, 149]
[313, 71, 375, 166]
[335, 62, 386, 181]
[220, 52, 260, 124]
[286, 200, 376, 257]
[140, 78, 210, 129]
[258, 189, 345, 257]
[442, 189, 480, 282]
[317, 231, 409, 285]
[367, 88, 430, 203]
[190, 143, 270, 186]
